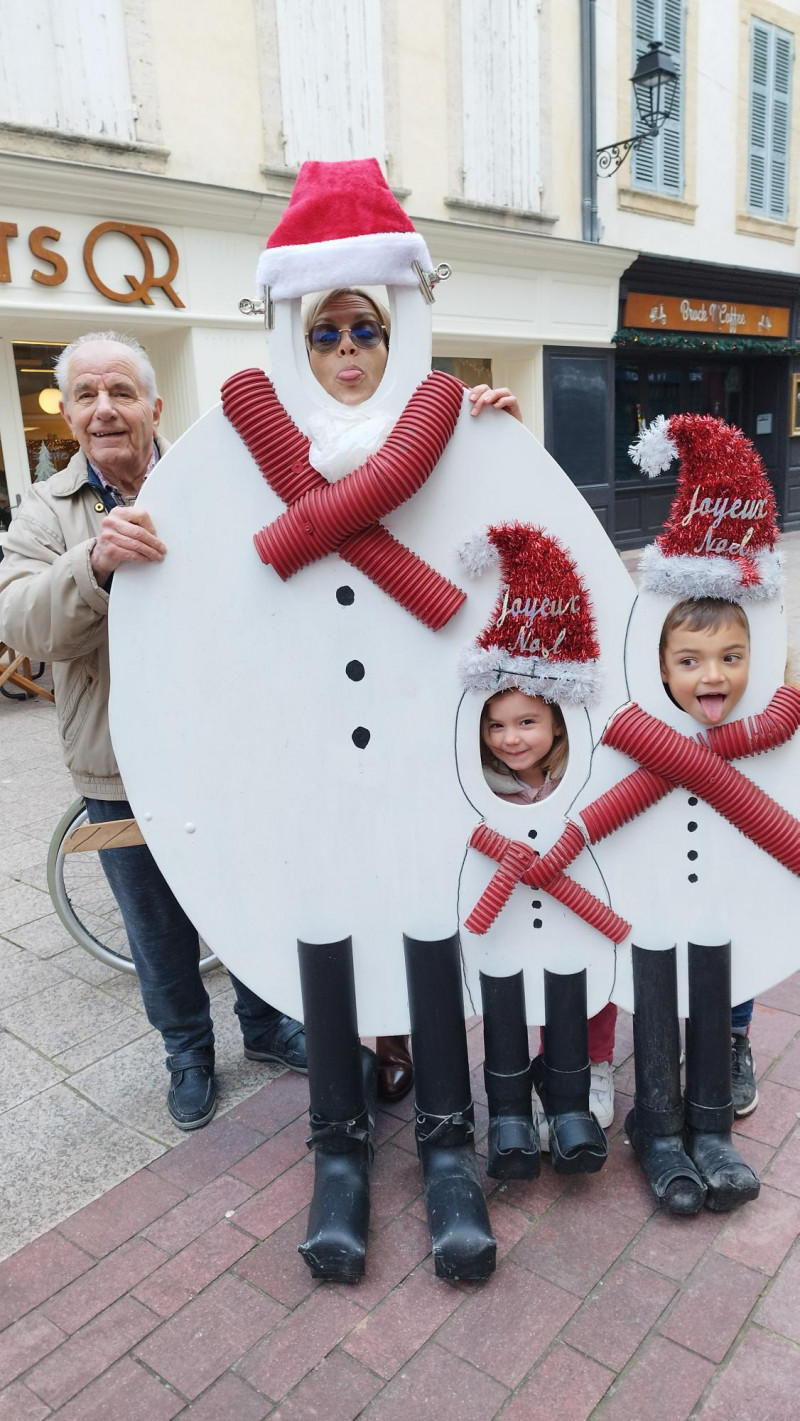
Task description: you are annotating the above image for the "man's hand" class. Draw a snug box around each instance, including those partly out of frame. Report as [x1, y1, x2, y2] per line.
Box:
[90, 507, 166, 585]
[467, 385, 523, 422]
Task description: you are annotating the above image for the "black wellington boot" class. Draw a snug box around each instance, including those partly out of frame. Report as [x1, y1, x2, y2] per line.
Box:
[297, 938, 376, 1282]
[481, 971, 539, 1180]
[684, 942, 760, 1212]
[532, 969, 608, 1175]
[404, 933, 496, 1281]
[626, 946, 705, 1216]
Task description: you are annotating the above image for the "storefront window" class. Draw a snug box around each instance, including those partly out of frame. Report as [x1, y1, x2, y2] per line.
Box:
[615, 359, 745, 482]
[13, 342, 78, 483]
[432, 356, 493, 386]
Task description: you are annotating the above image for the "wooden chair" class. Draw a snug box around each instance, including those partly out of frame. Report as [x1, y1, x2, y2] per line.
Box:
[0, 642, 55, 702]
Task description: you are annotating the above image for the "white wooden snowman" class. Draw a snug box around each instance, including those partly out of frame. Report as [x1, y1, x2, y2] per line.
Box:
[566, 413, 800, 1214]
[108, 158, 633, 1278]
[454, 521, 632, 1177]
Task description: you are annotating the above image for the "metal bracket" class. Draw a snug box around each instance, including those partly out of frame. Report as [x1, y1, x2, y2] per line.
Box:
[412, 260, 453, 305]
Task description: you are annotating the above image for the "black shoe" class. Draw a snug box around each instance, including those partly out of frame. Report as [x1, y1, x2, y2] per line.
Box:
[168, 1065, 217, 1131]
[244, 1014, 308, 1073]
[731, 1034, 758, 1117]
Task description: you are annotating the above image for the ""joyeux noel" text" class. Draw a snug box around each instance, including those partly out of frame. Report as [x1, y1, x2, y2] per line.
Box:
[680, 483, 768, 556]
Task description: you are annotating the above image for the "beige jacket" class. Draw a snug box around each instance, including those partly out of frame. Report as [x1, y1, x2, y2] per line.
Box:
[0, 438, 168, 800]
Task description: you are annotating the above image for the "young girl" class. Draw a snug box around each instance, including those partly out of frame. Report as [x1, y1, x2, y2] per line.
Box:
[480, 688, 568, 804]
[480, 687, 617, 1134]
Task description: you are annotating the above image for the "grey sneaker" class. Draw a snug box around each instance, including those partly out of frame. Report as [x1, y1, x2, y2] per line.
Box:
[731, 1034, 758, 1117]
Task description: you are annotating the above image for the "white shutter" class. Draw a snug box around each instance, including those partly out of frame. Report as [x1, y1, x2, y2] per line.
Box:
[0, 0, 134, 142]
[275, 0, 385, 168]
[631, 0, 683, 196]
[460, 0, 540, 211]
[748, 19, 793, 220]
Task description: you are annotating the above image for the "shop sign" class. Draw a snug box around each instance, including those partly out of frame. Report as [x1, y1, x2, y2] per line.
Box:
[624, 291, 789, 339]
[0, 218, 184, 308]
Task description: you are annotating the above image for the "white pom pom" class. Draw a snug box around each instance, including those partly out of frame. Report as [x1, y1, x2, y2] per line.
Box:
[457, 531, 499, 576]
[628, 415, 678, 480]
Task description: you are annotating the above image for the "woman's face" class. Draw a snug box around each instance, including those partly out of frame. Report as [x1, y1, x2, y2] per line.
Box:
[307, 291, 389, 406]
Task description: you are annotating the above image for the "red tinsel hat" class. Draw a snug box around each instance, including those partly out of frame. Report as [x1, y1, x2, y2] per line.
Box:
[457, 523, 602, 705]
[629, 413, 781, 601]
[256, 158, 432, 301]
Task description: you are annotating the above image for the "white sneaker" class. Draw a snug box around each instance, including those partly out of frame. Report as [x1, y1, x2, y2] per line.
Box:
[590, 1060, 615, 1128]
[534, 1093, 549, 1153]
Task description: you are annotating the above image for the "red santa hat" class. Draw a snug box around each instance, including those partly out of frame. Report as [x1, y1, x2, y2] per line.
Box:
[457, 523, 602, 706]
[256, 158, 432, 301]
[629, 413, 781, 601]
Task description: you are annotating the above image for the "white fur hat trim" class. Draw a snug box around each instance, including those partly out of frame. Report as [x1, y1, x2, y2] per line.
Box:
[639, 544, 783, 602]
[628, 415, 679, 480]
[460, 646, 602, 706]
[457, 532, 500, 576]
[256, 230, 433, 301]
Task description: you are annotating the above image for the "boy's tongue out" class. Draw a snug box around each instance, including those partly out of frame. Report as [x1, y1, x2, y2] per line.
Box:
[697, 692, 727, 724]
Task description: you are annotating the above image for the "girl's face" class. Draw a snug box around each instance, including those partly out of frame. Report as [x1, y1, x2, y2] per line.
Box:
[482, 691, 558, 785]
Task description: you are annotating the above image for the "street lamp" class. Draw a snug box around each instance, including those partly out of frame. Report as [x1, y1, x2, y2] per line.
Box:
[596, 41, 679, 177]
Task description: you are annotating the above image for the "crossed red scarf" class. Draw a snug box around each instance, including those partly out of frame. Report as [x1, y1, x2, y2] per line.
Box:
[221, 368, 467, 631]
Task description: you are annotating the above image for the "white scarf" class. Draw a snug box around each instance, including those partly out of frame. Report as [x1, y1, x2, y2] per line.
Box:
[307, 403, 393, 482]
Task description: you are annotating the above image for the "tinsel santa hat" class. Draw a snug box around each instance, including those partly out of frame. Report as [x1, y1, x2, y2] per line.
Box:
[256, 158, 432, 301]
[629, 413, 781, 601]
[458, 523, 602, 706]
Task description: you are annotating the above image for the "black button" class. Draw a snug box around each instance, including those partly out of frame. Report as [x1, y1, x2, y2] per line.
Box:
[688, 796, 698, 806]
[533, 918, 543, 929]
[336, 586, 355, 605]
[688, 873, 698, 883]
[531, 900, 541, 909]
[528, 830, 537, 840]
[346, 661, 365, 681]
[687, 822, 698, 832]
[352, 727, 370, 748]
[687, 850, 698, 861]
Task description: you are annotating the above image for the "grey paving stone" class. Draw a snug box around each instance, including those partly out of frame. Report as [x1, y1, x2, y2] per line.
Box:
[0, 978, 139, 1056]
[0, 835, 48, 877]
[0, 953, 70, 1008]
[0, 1032, 66, 1113]
[4, 912, 89, 959]
[51, 945, 120, 986]
[55, 1016, 154, 1074]
[0, 1083, 164, 1259]
[0, 881, 54, 932]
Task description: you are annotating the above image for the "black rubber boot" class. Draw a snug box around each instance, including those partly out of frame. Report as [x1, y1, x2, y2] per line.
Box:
[684, 942, 760, 1212]
[296, 938, 375, 1282]
[626, 946, 705, 1215]
[481, 971, 539, 1180]
[532, 969, 608, 1175]
[405, 933, 496, 1281]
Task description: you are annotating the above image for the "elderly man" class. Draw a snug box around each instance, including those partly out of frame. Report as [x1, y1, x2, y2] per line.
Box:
[0, 330, 307, 1131]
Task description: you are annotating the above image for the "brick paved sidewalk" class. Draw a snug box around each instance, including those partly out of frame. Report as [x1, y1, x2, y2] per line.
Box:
[1, 990, 799, 1420]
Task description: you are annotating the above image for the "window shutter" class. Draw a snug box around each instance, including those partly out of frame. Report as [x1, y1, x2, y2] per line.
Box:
[631, 0, 683, 196]
[747, 20, 793, 220]
[461, 0, 540, 210]
[770, 30, 792, 219]
[275, 0, 385, 169]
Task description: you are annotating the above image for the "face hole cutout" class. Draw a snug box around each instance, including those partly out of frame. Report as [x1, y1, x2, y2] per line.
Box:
[303, 286, 390, 408]
[479, 688, 568, 804]
[658, 598, 750, 729]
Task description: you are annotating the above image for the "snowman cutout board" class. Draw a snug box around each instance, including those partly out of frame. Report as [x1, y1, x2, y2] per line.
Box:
[108, 160, 635, 1037]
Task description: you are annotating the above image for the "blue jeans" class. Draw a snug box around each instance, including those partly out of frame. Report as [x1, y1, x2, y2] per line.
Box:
[732, 999, 754, 1034]
[85, 798, 283, 1070]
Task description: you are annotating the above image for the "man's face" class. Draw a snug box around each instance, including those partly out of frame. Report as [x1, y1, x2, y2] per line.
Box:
[60, 341, 162, 483]
[307, 292, 389, 406]
[660, 618, 750, 726]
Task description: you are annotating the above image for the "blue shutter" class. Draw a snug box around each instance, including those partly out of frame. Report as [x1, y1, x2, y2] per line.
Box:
[748, 20, 793, 219]
[631, 0, 684, 196]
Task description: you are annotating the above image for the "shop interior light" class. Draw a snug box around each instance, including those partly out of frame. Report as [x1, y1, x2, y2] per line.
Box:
[38, 388, 62, 414]
[597, 40, 679, 177]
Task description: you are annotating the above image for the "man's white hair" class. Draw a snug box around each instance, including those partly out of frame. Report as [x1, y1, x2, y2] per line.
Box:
[54, 331, 158, 404]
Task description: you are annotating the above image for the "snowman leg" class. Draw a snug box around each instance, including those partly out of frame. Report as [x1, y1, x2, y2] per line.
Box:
[625, 946, 705, 1215]
[532, 969, 609, 1175]
[684, 942, 760, 1212]
[480, 970, 539, 1180]
[297, 938, 376, 1282]
[404, 933, 496, 1281]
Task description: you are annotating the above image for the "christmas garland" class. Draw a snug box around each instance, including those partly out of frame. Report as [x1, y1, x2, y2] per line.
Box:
[613, 329, 800, 356]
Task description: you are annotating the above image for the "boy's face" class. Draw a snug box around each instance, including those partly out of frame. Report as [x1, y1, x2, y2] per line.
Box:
[660, 618, 750, 726]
